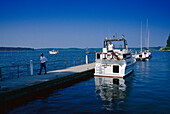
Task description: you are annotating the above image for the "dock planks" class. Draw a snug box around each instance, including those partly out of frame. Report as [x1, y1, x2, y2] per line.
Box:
[0, 63, 95, 103]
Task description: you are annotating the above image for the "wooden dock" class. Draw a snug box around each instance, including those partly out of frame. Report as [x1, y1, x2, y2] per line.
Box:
[0, 63, 95, 104]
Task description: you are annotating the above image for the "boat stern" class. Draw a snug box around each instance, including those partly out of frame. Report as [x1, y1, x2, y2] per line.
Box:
[94, 59, 126, 78]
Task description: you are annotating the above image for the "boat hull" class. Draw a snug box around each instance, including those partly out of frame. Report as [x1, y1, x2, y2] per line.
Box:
[49, 51, 58, 54]
[94, 59, 135, 78]
[135, 51, 151, 61]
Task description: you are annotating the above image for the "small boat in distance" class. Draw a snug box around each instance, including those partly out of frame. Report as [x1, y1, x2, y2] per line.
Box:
[49, 50, 58, 54]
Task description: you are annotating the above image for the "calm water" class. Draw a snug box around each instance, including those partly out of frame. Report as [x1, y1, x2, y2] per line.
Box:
[2, 51, 170, 113]
[0, 49, 96, 67]
[0, 49, 97, 79]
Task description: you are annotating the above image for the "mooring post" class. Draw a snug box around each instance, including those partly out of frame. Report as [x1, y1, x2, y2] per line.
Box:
[30, 60, 33, 76]
[86, 55, 88, 64]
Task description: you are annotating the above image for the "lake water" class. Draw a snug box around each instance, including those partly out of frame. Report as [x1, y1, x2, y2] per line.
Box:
[0, 49, 97, 80]
[1, 50, 170, 113]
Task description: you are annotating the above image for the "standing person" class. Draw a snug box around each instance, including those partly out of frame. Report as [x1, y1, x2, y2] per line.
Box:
[38, 53, 48, 75]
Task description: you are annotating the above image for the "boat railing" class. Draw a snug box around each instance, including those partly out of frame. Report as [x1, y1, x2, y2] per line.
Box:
[95, 51, 131, 60]
[0, 57, 95, 81]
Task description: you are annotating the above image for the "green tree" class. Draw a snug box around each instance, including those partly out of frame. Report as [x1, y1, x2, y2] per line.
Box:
[167, 34, 170, 47]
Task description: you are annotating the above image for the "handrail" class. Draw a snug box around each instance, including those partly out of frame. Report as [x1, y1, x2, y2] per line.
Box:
[0, 56, 95, 81]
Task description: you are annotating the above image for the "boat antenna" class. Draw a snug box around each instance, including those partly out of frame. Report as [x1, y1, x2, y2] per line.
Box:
[140, 21, 142, 52]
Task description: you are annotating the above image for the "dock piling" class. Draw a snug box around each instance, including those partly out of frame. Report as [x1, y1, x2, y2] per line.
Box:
[30, 60, 33, 76]
[86, 55, 88, 64]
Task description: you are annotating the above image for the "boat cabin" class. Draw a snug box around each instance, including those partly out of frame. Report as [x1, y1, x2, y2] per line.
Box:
[96, 38, 131, 60]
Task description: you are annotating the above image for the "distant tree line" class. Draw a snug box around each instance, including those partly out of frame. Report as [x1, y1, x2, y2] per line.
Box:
[160, 34, 170, 51]
[167, 34, 170, 47]
[0, 47, 34, 51]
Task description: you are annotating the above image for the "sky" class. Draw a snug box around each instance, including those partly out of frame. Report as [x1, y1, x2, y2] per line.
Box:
[0, 0, 170, 48]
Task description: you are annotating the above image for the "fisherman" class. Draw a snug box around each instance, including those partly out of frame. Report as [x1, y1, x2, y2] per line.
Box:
[38, 53, 48, 75]
[108, 41, 120, 60]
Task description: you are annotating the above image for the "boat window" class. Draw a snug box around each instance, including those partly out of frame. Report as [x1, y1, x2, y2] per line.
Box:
[123, 54, 126, 59]
[97, 53, 100, 59]
[113, 65, 119, 73]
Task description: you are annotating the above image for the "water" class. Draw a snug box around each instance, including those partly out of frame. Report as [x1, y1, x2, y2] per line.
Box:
[0, 49, 98, 79]
[1, 50, 170, 113]
[0, 49, 92, 67]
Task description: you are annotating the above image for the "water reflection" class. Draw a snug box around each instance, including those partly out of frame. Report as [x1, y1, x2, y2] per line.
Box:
[95, 76, 132, 111]
[136, 60, 150, 79]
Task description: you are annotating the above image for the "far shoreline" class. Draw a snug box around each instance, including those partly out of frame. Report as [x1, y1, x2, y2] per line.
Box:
[159, 47, 170, 51]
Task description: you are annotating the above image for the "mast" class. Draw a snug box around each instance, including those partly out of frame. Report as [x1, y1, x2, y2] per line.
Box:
[140, 21, 142, 52]
[148, 29, 149, 49]
[146, 17, 148, 49]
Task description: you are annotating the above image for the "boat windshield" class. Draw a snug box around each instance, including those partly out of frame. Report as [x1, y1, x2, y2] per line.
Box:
[104, 38, 128, 50]
[109, 41, 125, 50]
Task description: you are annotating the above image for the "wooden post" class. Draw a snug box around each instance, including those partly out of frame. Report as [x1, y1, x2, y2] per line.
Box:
[86, 55, 88, 64]
[30, 60, 33, 76]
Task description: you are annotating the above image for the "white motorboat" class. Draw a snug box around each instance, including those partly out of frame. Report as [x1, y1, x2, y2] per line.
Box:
[134, 21, 147, 61]
[49, 50, 58, 54]
[94, 37, 136, 78]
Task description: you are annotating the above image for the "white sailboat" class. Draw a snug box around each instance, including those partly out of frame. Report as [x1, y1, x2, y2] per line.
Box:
[135, 18, 152, 61]
[135, 21, 147, 61]
[144, 17, 152, 59]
